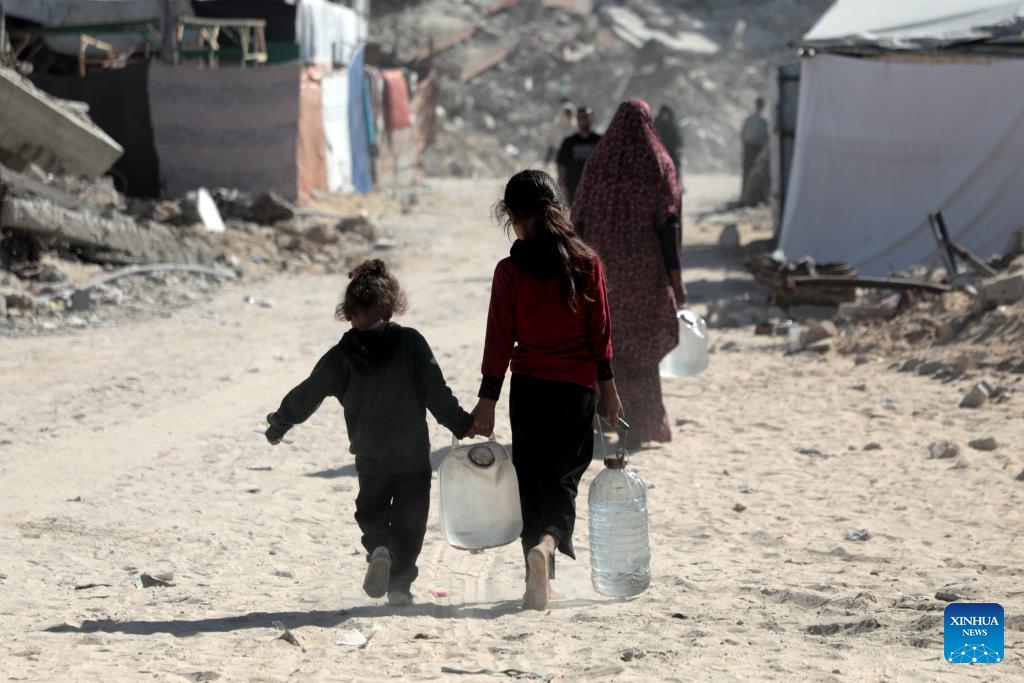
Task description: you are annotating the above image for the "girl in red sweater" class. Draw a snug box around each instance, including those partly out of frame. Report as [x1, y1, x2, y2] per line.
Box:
[472, 169, 624, 610]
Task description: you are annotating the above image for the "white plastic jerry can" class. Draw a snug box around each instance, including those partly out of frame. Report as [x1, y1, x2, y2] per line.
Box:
[659, 309, 709, 378]
[439, 438, 523, 551]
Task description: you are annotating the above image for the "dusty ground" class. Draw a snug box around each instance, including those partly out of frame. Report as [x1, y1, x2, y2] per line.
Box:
[1, 176, 1021, 681]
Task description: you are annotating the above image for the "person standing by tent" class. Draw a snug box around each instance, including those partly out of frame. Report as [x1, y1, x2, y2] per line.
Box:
[571, 99, 684, 445]
[470, 169, 623, 611]
[654, 104, 682, 179]
[741, 97, 769, 197]
[556, 105, 601, 206]
[546, 99, 576, 166]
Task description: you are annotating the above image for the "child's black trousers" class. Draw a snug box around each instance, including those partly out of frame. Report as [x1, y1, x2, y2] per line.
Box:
[355, 469, 431, 592]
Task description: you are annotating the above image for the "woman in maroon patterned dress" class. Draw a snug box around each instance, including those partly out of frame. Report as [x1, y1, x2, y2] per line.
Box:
[571, 99, 686, 444]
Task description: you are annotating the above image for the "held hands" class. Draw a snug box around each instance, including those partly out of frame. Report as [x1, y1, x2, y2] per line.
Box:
[470, 398, 497, 439]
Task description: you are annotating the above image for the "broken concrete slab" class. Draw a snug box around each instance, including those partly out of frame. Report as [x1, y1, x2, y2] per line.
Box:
[2, 196, 214, 266]
[799, 321, 838, 347]
[959, 381, 993, 409]
[0, 67, 122, 177]
[980, 274, 1024, 307]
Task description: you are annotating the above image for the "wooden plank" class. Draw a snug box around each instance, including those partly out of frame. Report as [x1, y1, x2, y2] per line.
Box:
[787, 275, 951, 293]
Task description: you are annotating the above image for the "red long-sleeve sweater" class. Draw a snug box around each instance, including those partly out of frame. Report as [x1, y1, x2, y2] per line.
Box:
[479, 251, 613, 399]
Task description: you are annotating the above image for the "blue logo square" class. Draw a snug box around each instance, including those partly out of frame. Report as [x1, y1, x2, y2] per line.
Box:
[944, 602, 1004, 664]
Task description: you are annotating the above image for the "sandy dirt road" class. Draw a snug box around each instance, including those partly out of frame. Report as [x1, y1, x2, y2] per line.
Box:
[0, 176, 1021, 681]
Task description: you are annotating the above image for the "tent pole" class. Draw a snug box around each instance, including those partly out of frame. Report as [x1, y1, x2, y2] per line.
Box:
[161, 0, 175, 64]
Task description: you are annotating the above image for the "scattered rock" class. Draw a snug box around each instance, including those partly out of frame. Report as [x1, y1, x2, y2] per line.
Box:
[805, 339, 836, 355]
[3, 290, 36, 313]
[959, 381, 993, 408]
[69, 289, 94, 312]
[0, 295, 6, 318]
[968, 437, 998, 452]
[138, 571, 174, 588]
[717, 223, 740, 250]
[980, 273, 1024, 307]
[303, 223, 339, 245]
[863, 442, 882, 451]
[1015, 470, 1024, 482]
[844, 529, 871, 542]
[620, 647, 647, 662]
[806, 618, 883, 636]
[935, 591, 962, 602]
[928, 441, 959, 460]
[732, 503, 746, 513]
[273, 620, 304, 650]
[183, 672, 220, 682]
[796, 447, 827, 458]
[917, 360, 945, 376]
[719, 340, 740, 352]
[901, 358, 922, 372]
[243, 295, 273, 308]
[799, 321, 838, 347]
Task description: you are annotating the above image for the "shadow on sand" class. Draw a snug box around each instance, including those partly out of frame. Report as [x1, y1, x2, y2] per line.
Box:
[44, 596, 624, 637]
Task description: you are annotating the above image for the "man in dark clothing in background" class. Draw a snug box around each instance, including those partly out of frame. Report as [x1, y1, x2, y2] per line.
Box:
[556, 106, 601, 205]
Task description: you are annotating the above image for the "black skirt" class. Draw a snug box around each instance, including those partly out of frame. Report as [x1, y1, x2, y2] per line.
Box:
[508, 373, 596, 574]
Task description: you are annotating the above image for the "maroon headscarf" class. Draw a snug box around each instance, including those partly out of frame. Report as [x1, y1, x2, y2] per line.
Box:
[571, 99, 681, 368]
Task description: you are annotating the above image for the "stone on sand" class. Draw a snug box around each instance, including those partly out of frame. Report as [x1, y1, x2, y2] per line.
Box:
[968, 437, 998, 452]
[959, 381, 993, 408]
[928, 441, 959, 460]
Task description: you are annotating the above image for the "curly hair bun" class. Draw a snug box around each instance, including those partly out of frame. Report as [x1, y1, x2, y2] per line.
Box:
[349, 259, 388, 280]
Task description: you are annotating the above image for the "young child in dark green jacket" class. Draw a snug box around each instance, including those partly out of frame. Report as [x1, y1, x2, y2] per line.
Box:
[265, 259, 474, 606]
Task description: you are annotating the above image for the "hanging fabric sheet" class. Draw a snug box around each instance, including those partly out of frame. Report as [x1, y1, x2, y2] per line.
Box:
[297, 65, 328, 201]
[348, 47, 374, 194]
[148, 61, 301, 199]
[295, 0, 363, 66]
[322, 68, 353, 194]
[382, 69, 412, 132]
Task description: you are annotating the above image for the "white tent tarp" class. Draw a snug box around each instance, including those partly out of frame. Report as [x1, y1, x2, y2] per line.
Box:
[805, 0, 1024, 48]
[780, 54, 1024, 275]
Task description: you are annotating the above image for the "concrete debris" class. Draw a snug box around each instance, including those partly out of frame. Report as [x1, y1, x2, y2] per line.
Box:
[959, 382, 993, 409]
[0, 67, 123, 177]
[2, 161, 383, 334]
[980, 274, 1024, 308]
[928, 441, 959, 460]
[799, 321, 838, 348]
[376, 0, 833, 175]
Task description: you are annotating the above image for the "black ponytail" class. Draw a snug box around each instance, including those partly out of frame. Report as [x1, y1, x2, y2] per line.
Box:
[494, 170, 597, 312]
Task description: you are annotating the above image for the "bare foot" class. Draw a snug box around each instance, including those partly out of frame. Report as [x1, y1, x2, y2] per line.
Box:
[523, 534, 558, 611]
[522, 546, 550, 611]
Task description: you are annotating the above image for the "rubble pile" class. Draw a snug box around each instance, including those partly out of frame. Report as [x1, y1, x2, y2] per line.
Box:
[769, 232, 1024, 375]
[1, 167, 386, 335]
[372, 0, 832, 175]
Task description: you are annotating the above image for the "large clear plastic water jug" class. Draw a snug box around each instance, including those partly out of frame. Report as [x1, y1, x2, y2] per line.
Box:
[439, 438, 522, 550]
[659, 309, 709, 378]
[588, 422, 650, 597]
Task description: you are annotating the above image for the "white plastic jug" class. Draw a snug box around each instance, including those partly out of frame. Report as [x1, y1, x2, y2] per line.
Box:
[659, 309, 709, 378]
[438, 438, 523, 550]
